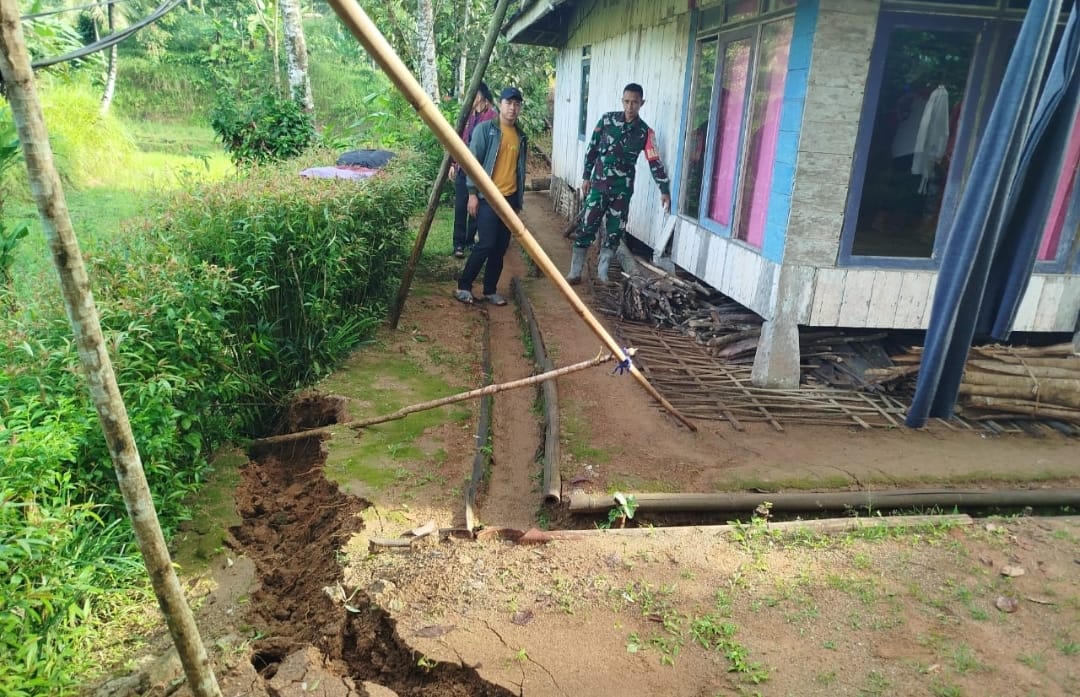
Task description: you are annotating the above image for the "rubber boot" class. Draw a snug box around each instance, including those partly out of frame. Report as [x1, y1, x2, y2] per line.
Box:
[566, 246, 587, 285]
[597, 248, 614, 283]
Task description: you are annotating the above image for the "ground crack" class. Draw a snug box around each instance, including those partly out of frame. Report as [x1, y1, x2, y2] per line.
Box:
[482, 620, 567, 697]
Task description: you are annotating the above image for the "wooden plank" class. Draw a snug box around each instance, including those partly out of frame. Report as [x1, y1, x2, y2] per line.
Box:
[1034, 276, 1066, 332]
[1012, 275, 1045, 331]
[837, 268, 876, 328]
[810, 268, 845, 326]
[893, 272, 932, 328]
[1054, 275, 1080, 331]
[867, 270, 903, 328]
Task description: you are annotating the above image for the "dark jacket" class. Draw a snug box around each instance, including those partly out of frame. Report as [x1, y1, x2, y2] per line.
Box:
[465, 117, 528, 210]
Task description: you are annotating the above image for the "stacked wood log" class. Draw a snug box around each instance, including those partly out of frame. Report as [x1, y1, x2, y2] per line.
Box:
[619, 271, 762, 357]
[884, 343, 1080, 424]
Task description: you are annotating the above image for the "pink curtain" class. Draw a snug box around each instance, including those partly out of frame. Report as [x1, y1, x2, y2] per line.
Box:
[1038, 109, 1080, 260]
[708, 40, 751, 227]
[736, 20, 793, 248]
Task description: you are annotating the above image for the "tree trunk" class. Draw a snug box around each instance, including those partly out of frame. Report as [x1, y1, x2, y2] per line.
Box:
[456, 0, 470, 99]
[0, 5, 222, 696]
[281, 0, 314, 113]
[99, 2, 118, 114]
[416, 0, 439, 101]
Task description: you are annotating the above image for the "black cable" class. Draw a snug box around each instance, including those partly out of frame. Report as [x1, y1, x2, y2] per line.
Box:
[29, 0, 185, 69]
[21, 0, 135, 21]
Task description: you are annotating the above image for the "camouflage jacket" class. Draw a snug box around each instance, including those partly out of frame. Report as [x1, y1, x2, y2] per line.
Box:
[582, 112, 670, 196]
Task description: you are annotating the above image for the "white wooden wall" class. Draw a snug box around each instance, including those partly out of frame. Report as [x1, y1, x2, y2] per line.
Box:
[552, 0, 690, 253]
[548, 0, 1079, 335]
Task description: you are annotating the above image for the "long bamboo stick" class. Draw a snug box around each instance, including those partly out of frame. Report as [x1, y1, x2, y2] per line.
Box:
[325, 0, 697, 432]
[251, 353, 613, 446]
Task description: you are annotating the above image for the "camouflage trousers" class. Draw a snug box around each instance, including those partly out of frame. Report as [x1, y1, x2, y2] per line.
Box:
[574, 184, 631, 250]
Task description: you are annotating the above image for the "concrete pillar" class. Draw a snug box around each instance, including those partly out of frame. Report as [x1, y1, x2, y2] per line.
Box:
[751, 265, 814, 388]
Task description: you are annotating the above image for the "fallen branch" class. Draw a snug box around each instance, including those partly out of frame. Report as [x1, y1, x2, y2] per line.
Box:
[252, 352, 615, 446]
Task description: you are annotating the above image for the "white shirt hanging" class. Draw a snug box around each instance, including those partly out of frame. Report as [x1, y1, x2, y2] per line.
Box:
[911, 85, 951, 193]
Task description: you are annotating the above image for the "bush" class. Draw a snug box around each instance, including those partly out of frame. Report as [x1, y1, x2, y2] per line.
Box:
[210, 94, 316, 166]
[166, 148, 427, 394]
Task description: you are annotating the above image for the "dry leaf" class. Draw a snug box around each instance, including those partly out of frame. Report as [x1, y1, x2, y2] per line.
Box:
[414, 624, 455, 638]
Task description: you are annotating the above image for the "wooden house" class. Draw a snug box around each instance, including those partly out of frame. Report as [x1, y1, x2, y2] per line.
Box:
[506, 0, 1080, 388]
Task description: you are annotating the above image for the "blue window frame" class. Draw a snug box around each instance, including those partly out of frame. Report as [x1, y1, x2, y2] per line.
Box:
[839, 12, 1008, 269]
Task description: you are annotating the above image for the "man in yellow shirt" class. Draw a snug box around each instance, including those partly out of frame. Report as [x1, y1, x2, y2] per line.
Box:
[455, 86, 528, 306]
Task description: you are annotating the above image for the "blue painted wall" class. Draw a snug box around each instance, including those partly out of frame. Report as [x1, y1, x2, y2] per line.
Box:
[761, 0, 818, 263]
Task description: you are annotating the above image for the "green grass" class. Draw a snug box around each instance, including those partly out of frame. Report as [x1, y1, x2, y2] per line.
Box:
[319, 352, 471, 497]
[6, 122, 233, 306]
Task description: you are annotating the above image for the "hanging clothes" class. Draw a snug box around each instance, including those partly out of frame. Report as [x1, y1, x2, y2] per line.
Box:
[911, 85, 951, 193]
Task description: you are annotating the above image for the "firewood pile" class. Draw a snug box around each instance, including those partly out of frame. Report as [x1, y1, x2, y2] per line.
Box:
[877, 343, 1080, 425]
[616, 268, 900, 389]
[619, 272, 760, 355]
[614, 262, 1080, 426]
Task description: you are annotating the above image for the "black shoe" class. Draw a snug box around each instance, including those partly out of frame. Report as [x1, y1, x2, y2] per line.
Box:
[453, 247, 465, 259]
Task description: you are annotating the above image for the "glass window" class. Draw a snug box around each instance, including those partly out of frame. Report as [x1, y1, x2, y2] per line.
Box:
[735, 19, 793, 247]
[708, 39, 752, 226]
[680, 38, 717, 218]
[1038, 109, 1080, 261]
[578, 47, 591, 139]
[724, 0, 759, 24]
[848, 25, 978, 258]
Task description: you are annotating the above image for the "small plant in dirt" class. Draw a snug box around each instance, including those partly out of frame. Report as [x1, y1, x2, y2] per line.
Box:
[729, 502, 777, 559]
[598, 492, 638, 529]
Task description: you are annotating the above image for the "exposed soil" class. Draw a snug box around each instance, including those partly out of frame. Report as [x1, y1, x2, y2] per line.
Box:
[95, 192, 1080, 697]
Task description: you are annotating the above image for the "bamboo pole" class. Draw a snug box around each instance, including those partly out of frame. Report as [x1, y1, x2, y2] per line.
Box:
[568, 489, 1080, 514]
[252, 353, 614, 446]
[0, 5, 221, 696]
[530, 514, 975, 539]
[388, 0, 512, 330]
[326, 0, 697, 432]
[964, 396, 1080, 420]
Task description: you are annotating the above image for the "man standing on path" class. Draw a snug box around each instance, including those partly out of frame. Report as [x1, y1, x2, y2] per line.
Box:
[450, 82, 498, 258]
[454, 86, 528, 307]
[567, 83, 671, 284]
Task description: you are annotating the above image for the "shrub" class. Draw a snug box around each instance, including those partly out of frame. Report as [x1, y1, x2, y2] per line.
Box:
[165, 148, 427, 395]
[210, 94, 316, 166]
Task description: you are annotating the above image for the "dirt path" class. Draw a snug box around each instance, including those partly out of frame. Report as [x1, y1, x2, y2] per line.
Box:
[477, 281, 544, 531]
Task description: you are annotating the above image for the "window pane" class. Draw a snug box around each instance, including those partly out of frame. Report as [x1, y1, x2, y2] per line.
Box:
[680, 38, 718, 218]
[1039, 109, 1080, 261]
[707, 39, 752, 226]
[724, 0, 759, 24]
[851, 27, 977, 258]
[734, 19, 793, 247]
[578, 59, 591, 139]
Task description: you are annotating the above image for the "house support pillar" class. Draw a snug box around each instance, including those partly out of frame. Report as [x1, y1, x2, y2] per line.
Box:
[751, 265, 814, 389]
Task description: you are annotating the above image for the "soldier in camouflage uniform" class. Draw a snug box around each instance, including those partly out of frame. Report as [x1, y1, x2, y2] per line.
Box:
[567, 83, 671, 284]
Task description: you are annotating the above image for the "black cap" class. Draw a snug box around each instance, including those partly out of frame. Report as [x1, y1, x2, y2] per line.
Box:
[500, 86, 523, 102]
